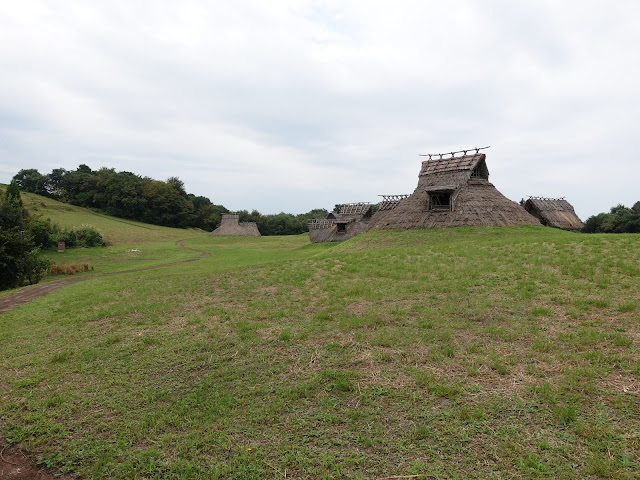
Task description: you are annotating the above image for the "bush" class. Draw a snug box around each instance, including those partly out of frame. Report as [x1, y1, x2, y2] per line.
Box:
[54, 226, 106, 248]
[74, 226, 107, 247]
[48, 263, 91, 275]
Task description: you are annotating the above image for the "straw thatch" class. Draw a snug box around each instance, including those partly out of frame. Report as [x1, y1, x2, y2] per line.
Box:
[309, 203, 373, 243]
[369, 153, 540, 229]
[524, 197, 584, 230]
[210, 214, 261, 236]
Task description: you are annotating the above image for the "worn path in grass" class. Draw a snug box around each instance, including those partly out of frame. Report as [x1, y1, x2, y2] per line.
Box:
[0, 239, 208, 314]
[0, 238, 208, 479]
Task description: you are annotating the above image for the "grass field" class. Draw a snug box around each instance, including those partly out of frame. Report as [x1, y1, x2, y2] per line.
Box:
[19, 191, 205, 280]
[1, 202, 639, 479]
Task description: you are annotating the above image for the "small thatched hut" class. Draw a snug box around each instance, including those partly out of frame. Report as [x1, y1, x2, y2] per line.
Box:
[210, 213, 261, 236]
[369, 151, 540, 229]
[523, 197, 584, 230]
[309, 203, 373, 243]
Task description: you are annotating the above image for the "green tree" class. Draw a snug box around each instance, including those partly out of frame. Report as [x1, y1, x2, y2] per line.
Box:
[583, 202, 640, 233]
[0, 186, 49, 290]
[12, 169, 45, 194]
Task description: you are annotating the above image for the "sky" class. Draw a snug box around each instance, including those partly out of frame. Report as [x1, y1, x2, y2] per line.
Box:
[1, 1, 639, 219]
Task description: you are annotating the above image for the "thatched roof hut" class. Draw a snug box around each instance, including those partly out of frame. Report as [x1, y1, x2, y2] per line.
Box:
[309, 203, 373, 243]
[523, 197, 584, 230]
[210, 213, 261, 236]
[369, 152, 540, 229]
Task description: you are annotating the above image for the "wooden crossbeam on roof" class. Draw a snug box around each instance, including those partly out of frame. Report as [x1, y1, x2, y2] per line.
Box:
[528, 196, 566, 201]
[419, 146, 490, 160]
[378, 194, 409, 211]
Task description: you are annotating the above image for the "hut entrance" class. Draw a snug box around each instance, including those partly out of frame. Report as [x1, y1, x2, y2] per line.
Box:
[336, 222, 347, 233]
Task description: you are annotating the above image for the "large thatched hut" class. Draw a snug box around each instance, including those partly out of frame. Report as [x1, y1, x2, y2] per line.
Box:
[523, 197, 584, 230]
[308, 203, 373, 243]
[210, 213, 260, 236]
[369, 151, 540, 229]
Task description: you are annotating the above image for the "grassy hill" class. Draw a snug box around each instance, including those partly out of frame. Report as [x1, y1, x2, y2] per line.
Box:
[0, 207, 639, 478]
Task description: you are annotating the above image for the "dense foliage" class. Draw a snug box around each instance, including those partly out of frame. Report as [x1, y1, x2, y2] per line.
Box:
[0, 182, 49, 290]
[13, 166, 327, 234]
[238, 209, 329, 236]
[583, 202, 640, 233]
[13, 166, 227, 230]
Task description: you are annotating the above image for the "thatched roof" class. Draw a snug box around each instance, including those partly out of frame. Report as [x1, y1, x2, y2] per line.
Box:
[419, 153, 485, 175]
[524, 197, 584, 230]
[369, 153, 540, 229]
[210, 214, 261, 236]
[308, 203, 373, 243]
[339, 203, 373, 217]
[378, 195, 409, 211]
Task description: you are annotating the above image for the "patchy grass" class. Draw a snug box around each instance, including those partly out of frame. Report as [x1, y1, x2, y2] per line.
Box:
[1, 225, 639, 479]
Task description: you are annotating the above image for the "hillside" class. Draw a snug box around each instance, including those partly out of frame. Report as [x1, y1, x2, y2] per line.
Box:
[19, 190, 195, 245]
[0, 220, 639, 478]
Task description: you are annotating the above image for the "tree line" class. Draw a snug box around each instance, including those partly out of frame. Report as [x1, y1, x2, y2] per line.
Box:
[12, 166, 328, 234]
[583, 202, 640, 233]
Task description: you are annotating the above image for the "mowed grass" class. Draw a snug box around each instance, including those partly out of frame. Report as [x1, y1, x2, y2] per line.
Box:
[1, 225, 639, 479]
[21, 191, 193, 245]
[18, 192, 206, 279]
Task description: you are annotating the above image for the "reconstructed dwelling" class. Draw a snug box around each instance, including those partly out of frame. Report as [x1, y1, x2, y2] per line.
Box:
[308, 203, 373, 243]
[210, 213, 261, 236]
[368, 149, 540, 230]
[523, 197, 584, 230]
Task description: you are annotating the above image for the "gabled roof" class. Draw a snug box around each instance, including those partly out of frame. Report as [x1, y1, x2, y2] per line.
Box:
[419, 153, 485, 176]
[524, 197, 584, 230]
[525, 198, 574, 212]
[339, 203, 372, 216]
[368, 151, 541, 230]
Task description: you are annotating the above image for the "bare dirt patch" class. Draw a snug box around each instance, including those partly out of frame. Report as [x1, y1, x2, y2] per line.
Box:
[0, 437, 76, 480]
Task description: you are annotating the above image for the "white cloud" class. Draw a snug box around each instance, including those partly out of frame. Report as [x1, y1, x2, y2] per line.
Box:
[1, 0, 639, 216]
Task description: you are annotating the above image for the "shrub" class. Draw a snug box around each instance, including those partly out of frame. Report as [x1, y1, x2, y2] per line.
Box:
[54, 226, 106, 248]
[48, 263, 91, 275]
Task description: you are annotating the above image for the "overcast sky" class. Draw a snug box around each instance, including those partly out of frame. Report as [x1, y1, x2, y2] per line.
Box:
[1, 1, 639, 218]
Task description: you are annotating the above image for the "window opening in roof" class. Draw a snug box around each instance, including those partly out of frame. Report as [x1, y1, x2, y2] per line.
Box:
[429, 192, 452, 210]
[337, 223, 347, 233]
[470, 162, 488, 179]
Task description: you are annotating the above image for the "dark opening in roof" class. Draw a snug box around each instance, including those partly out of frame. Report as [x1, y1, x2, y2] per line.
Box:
[429, 192, 452, 210]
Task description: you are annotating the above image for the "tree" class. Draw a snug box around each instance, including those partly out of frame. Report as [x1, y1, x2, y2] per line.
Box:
[12, 169, 45, 194]
[583, 201, 640, 233]
[0, 185, 49, 290]
[5, 180, 24, 207]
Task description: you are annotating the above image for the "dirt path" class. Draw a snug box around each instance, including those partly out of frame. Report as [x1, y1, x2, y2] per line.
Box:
[0, 239, 209, 315]
[0, 239, 209, 479]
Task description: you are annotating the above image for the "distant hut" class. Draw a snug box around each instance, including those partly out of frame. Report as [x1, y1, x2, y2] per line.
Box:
[309, 203, 373, 243]
[210, 213, 261, 236]
[369, 149, 540, 229]
[523, 197, 584, 230]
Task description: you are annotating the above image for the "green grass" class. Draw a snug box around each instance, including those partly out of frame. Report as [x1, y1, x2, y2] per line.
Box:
[1, 220, 639, 479]
[20, 191, 191, 245]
